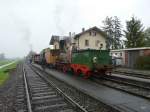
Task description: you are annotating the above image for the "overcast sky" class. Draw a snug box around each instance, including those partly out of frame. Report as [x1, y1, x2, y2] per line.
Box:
[0, 0, 150, 58]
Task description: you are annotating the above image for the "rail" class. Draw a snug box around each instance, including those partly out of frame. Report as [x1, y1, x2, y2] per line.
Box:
[92, 75, 150, 100]
[31, 67, 88, 112]
[23, 67, 32, 112]
[114, 70, 150, 79]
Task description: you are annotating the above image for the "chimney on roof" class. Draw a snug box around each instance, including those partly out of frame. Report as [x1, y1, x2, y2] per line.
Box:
[69, 32, 71, 37]
[82, 28, 85, 32]
[72, 32, 75, 37]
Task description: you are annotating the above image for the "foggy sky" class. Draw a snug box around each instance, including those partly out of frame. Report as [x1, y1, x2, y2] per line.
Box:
[0, 0, 150, 58]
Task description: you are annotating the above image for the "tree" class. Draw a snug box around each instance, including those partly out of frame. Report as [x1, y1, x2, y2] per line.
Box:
[144, 27, 150, 47]
[102, 16, 122, 49]
[113, 16, 123, 49]
[0, 53, 5, 60]
[102, 16, 113, 49]
[124, 17, 145, 48]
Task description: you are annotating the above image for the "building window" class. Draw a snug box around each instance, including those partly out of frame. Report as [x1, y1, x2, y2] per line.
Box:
[85, 40, 89, 46]
[54, 45, 57, 49]
[89, 31, 96, 36]
[120, 53, 122, 56]
[89, 32, 92, 36]
[95, 40, 100, 47]
[100, 44, 103, 49]
[93, 31, 96, 36]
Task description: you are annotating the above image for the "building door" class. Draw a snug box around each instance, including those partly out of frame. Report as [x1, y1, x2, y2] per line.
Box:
[128, 50, 139, 68]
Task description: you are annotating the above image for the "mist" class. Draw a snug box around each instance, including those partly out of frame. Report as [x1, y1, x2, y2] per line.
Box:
[0, 0, 150, 58]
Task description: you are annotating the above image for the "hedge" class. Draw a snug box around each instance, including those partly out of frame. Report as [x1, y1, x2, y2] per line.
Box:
[135, 56, 150, 70]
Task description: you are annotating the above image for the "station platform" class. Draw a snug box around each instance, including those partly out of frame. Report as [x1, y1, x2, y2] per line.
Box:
[33, 64, 150, 112]
[112, 73, 150, 83]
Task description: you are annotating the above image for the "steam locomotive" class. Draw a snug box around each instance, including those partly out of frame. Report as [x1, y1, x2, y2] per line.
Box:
[32, 46, 112, 78]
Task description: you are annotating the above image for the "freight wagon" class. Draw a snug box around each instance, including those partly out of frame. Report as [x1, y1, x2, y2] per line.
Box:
[33, 54, 40, 64]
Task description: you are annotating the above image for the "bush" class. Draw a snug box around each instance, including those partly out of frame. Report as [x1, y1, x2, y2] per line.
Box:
[136, 56, 150, 70]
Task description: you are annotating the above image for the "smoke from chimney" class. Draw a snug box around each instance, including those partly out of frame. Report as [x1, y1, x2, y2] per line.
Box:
[11, 15, 32, 52]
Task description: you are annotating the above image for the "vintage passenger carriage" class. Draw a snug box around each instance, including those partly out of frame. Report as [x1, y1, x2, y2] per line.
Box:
[44, 48, 59, 67]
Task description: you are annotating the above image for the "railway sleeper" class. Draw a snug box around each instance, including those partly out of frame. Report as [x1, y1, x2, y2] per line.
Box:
[33, 91, 56, 97]
[32, 97, 63, 105]
[33, 100, 68, 108]
[31, 85, 49, 88]
[34, 103, 71, 112]
[31, 87, 52, 91]
[31, 88, 53, 93]
[32, 94, 58, 101]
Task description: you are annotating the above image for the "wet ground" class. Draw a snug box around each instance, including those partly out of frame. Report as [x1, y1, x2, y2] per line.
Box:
[33, 64, 150, 112]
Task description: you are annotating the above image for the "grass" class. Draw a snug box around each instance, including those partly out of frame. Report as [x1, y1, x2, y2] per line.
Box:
[0, 60, 13, 66]
[0, 61, 18, 86]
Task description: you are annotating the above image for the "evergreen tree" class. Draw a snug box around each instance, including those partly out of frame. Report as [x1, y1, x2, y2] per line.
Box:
[144, 27, 150, 47]
[124, 17, 145, 48]
[113, 16, 122, 49]
[102, 16, 113, 49]
[102, 16, 122, 49]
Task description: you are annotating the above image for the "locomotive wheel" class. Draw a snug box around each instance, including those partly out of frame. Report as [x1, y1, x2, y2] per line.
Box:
[70, 68, 74, 75]
[76, 69, 82, 76]
[84, 71, 91, 79]
[63, 66, 67, 73]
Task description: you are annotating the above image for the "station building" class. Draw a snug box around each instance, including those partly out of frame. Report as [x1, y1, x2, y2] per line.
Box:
[73, 26, 107, 50]
[110, 47, 150, 68]
[49, 26, 107, 50]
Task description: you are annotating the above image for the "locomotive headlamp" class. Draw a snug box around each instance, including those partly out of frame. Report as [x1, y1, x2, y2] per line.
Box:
[93, 57, 97, 63]
[100, 43, 103, 49]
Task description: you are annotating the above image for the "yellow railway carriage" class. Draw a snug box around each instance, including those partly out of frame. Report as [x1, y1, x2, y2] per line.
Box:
[44, 48, 59, 67]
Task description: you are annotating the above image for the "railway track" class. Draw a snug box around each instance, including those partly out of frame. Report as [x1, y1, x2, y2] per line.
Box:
[113, 70, 150, 79]
[23, 64, 88, 112]
[92, 75, 150, 100]
[30, 64, 121, 112]
[15, 64, 28, 112]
